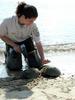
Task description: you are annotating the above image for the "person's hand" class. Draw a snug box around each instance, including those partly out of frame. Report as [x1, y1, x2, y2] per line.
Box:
[13, 44, 21, 53]
[42, 59, 50, 65]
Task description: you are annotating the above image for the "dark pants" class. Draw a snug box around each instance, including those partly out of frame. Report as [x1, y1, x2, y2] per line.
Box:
[5, 37, 42, 70]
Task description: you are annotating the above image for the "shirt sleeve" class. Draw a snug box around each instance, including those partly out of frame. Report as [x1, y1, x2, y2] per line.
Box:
[31, 23, 40, 43]
[0, 19, 8, 36]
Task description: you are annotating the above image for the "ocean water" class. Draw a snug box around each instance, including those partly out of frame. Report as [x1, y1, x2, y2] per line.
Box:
[40, 33, 75, 45]
[0, 0, 75, 47]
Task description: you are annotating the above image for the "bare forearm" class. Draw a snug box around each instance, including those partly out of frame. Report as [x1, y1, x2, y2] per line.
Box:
[36, 42, 45, 60]
[36, 42, 50, 64]
[0, 35, 16, 47]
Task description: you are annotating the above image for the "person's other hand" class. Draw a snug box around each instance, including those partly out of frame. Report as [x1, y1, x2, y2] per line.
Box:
[42, 59, 50, 65]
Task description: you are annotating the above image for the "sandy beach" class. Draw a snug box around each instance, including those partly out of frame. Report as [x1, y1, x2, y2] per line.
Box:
[0, 43, 75, 100]
[0, 74, 75, 100]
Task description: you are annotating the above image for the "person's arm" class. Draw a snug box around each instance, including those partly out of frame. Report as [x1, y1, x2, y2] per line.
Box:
[0, 35, 21, 53]
[36, 41, 50, 64]
[0, 19, 21, 53]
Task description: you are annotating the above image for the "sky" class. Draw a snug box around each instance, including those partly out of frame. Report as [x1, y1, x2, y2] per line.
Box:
[0, 0, 75, 35]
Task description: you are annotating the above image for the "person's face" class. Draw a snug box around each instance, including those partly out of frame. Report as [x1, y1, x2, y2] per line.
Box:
[18, 15, 36, 25]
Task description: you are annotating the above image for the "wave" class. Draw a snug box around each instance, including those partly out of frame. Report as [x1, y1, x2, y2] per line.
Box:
[43, 42, 75, 52]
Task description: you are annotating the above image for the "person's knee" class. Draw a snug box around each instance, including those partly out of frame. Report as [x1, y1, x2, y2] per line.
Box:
[5, 47, 22, 70]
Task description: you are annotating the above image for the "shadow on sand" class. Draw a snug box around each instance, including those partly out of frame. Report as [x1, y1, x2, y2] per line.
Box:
[0, 64, 40, 99]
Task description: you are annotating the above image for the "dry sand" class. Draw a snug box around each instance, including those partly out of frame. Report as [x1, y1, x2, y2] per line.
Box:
[0, 75, 75, 100]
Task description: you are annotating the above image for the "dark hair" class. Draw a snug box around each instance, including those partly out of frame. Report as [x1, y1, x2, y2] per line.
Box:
[16, 2, 38, 18]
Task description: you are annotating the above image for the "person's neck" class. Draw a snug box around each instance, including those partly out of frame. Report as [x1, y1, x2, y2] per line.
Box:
[18, 20, 25, 26]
